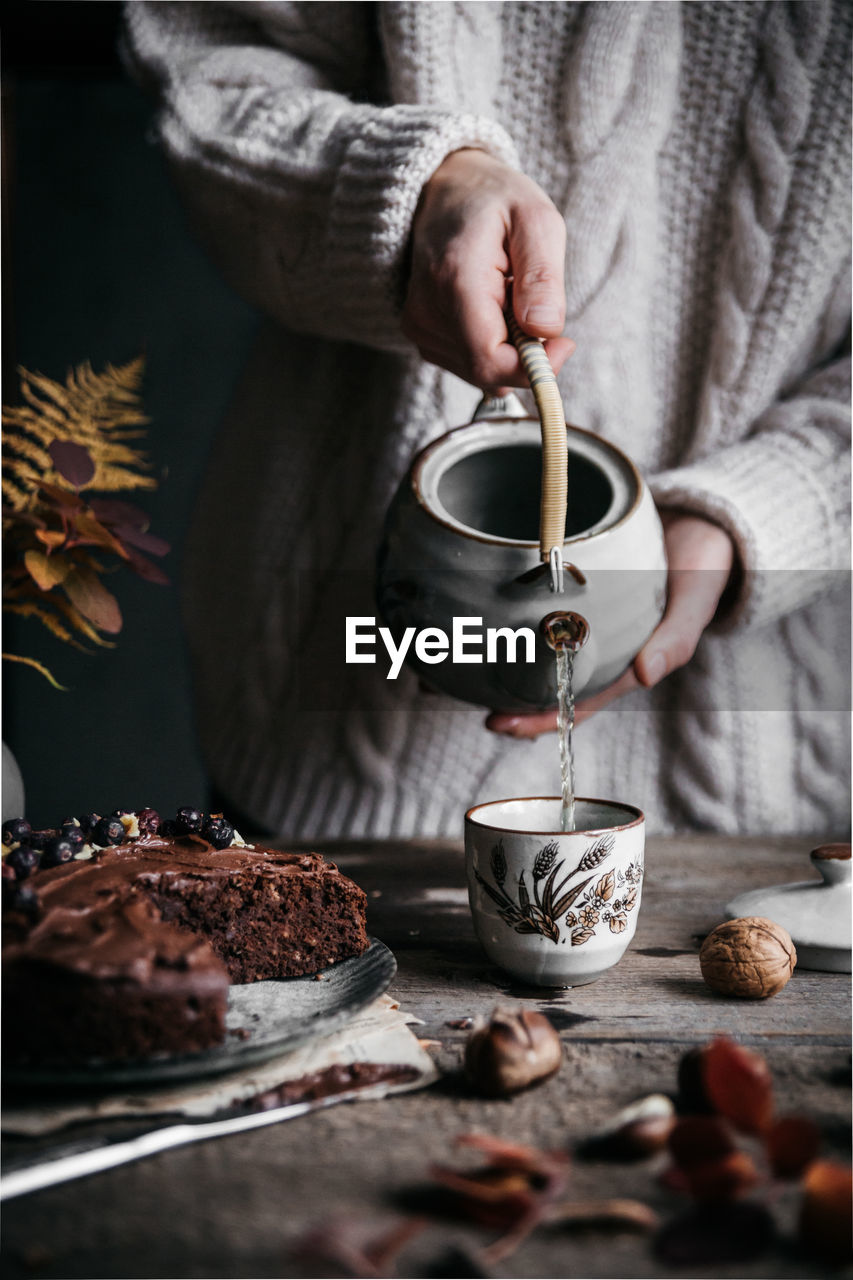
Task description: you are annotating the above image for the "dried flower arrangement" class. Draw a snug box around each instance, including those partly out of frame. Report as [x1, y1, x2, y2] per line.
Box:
[2, 357, 169, 687]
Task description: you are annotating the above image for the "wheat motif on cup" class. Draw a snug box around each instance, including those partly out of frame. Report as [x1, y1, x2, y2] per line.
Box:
[474, 834, 642, 946]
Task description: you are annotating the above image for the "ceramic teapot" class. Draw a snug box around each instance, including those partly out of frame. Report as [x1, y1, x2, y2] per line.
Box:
[377, 391, 668, 713]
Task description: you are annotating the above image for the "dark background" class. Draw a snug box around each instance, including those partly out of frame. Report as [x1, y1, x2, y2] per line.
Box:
[2, 1, 256, 826]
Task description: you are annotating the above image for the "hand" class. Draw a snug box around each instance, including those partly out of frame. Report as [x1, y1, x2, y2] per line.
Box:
[486, 512, 737, 737]
[402, 149, 575, 392]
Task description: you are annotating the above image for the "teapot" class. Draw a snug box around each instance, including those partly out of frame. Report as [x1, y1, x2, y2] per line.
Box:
[377, 322, 668, 713]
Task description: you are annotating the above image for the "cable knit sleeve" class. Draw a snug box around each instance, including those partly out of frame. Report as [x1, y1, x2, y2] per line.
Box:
[650, 348, 851, 631]
[121, 1, 518, 350]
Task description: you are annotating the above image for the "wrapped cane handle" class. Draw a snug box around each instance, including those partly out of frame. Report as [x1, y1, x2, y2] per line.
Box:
[505, 303, 568, 562]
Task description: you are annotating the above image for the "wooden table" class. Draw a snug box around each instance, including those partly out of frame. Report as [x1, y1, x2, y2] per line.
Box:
[3, 835, 851, 1280]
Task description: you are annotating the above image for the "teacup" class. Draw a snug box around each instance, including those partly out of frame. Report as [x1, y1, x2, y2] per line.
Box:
[465, 797, 645, 987]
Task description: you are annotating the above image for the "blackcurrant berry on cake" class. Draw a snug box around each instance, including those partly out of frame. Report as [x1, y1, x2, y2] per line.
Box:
[59, 823, 85, 849]
[27, 830, 51, 852]
[6, 884, 40, 918]
[2, 818, 32, 849]
[76, 813, 99, 836]
[92, 816, 125, 847]
[203, 816, 235, 849]
[41, 838, 77, 867]
[175, 807, 203, 835]
[136, 808, 161, 837]
[8, 846, 40, 879]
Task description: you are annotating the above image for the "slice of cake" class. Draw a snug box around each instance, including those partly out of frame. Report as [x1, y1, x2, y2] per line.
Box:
[2, 809, 370, 1065]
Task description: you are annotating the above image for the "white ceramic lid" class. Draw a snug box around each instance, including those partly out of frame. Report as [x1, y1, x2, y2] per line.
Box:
[725, 844, 852, 973]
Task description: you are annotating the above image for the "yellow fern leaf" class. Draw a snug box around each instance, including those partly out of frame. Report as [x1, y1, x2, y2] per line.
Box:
[3, 356, 155, 501]
[1, 652, 68, 690]
[4, 600, 82, 649]
[2, 433, 53, 476]
[4, 595, 114, 648]
[19, 379, 68, 428]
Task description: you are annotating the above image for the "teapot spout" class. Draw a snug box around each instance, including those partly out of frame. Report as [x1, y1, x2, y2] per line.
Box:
[540, 610, 590, 653]
[540, 610, 597, 698]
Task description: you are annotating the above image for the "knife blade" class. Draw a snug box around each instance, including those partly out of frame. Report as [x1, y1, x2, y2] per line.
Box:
[1, 1084, 384, 1201]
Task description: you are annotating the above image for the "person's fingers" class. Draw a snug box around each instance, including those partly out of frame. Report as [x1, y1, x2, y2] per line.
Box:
[485, 665, 641, 738]
[485, 707, 558, 738]
[634, 516, 734, 688]
[403, 150, 571, 388]
[508, 201, 567, 338]
[633, 569, 726, 687]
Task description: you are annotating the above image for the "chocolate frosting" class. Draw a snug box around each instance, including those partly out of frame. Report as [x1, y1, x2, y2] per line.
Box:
[3, 836, 343, 983]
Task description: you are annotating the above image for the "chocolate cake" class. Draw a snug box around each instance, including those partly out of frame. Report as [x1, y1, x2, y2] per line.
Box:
[2, 812, 370, 1066]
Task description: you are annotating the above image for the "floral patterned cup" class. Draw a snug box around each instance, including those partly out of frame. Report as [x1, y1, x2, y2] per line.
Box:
[465, 797, 645, 987]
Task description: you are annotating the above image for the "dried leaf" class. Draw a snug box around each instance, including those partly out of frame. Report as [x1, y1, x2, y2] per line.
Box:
[1, 652, 67, 690]
[87, 496, 150, 527]
[666, 1115, 759, 1200]
[62, 565, 122, 634]
[766, 1115, 821, 1179]
[654, 1201, 775, 1266]
[4, 600, 80, 649]
[124, 546, 170, 585]
[37, 481, 84, 509]
[48, 440, 95, 488]
[667, 1115, 735, 1169]
[701, 1037, 774, 1135]
[798, 1160, 853, 1262]
[23, 549, 71, 591]
[427, 1134, 568, 1264]
[683, 1150, 759, 1201]
[34, 528, 67, 550]
[115, 525, 170, 556]
[71, 512, 129, 558]
[546, 1198, 660, 1231]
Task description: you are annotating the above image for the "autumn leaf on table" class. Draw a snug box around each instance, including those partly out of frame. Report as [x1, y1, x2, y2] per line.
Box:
[2, 357, 169, 685]
[425, 1133, 569, 1264]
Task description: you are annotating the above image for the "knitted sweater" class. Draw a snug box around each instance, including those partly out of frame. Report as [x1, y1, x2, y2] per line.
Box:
[124, 1, 851, 839]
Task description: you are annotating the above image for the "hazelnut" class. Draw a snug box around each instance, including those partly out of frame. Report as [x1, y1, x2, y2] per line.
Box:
[578, 1093, 676, 1160]
[699, 917, 796, 998]
[464, 1007, 562, 1097]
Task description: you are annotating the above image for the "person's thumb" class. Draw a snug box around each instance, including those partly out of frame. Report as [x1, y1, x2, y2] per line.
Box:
[508, 202, 566, 337]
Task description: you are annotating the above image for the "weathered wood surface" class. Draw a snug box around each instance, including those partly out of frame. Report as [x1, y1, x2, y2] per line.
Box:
[3, 835, 850, 1280]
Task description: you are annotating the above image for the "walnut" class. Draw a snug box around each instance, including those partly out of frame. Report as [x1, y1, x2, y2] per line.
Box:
[699, 916, 796, 998]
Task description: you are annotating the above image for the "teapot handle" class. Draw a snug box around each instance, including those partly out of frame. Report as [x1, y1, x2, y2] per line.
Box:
[505, 300, 568, 566]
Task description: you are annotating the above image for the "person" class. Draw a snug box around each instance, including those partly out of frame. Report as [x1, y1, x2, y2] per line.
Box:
[123, 1, 851, 839]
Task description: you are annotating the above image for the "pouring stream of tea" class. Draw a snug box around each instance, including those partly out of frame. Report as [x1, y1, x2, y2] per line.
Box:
[541, 612, 590, 833]
[556, 648, 576, 832]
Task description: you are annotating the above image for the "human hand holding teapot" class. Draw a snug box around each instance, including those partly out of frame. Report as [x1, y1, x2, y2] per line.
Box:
[396, 147, 736, 728]
[487, 511, 736, 738]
